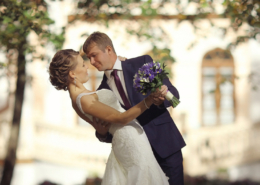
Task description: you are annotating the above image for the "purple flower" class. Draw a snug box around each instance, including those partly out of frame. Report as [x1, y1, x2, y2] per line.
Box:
[133, 60, 166, 93]
[149, 73, 155, 82]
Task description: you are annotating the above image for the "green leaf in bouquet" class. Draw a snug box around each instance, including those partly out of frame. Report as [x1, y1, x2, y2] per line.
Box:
[154, 75, 160, 82]
[157, 81, 163, 87]
[162, 63, 167, 69]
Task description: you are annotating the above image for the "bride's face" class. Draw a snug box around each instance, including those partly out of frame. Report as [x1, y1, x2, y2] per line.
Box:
[73, 55, 89, 83]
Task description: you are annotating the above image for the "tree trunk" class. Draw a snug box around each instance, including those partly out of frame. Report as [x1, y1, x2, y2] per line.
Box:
[0, 48, 26, 185]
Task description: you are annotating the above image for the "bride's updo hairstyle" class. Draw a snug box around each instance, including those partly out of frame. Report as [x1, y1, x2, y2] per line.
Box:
[49, 49, 79, 91]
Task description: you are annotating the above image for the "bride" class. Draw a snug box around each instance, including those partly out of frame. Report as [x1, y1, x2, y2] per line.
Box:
[48, 49, 169, 185]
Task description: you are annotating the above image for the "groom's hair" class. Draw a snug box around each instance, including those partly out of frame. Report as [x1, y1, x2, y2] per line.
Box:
[83, 31, 116, 54]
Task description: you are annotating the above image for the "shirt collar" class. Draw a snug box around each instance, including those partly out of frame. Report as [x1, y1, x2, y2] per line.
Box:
[105, 57, 122, 79]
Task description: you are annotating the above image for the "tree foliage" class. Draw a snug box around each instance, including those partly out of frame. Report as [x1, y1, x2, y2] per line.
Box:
[0, 0, 64, 64]
[71, 0, 260, 48]
[0, 0, 65, 184]
[71, 0, 260, 88]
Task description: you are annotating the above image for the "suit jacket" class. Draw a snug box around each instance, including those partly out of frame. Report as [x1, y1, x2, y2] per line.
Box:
[97, 55, 186, 158]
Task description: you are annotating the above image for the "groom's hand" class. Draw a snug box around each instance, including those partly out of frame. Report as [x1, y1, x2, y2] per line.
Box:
[118, 56, 127, 61]
[92, 117, 111, 136]
[151, 85, 168, 106]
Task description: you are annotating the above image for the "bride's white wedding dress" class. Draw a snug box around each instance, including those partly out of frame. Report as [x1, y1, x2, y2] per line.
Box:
[76, 89, 169, 185]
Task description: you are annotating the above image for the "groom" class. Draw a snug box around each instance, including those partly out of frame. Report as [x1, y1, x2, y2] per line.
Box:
[83, 31, 186, 185]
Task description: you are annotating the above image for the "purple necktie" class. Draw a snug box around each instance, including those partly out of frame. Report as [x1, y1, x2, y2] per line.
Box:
[111, 69, 131, 110]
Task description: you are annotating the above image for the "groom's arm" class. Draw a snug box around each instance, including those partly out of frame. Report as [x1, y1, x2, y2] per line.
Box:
[96, 132, 113, 143]
[94, 111, 113, 143]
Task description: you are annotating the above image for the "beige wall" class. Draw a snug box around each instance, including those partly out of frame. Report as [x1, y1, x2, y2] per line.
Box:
[1, 1, 260, 183]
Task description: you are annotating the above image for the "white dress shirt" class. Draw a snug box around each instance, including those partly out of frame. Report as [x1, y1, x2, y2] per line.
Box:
[104, 57, 131, 106]
[104, 58, 142, 130]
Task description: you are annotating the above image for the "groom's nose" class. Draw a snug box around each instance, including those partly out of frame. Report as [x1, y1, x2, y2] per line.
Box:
[90, 57, 95, 65]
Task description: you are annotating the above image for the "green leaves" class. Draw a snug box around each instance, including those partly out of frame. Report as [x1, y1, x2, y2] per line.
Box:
[74, 0, 260, 50]
[2, 16, 12, 24]
[0, 0, 65, 61]
[140, 0, 157, 16]
[0, 62, 6, 69]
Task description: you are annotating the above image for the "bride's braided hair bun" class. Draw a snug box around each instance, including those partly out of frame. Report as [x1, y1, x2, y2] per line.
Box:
[48, 49, 79, 91]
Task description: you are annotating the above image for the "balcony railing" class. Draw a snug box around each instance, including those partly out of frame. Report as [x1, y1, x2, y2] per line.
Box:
[183, 123, 260, 176]
[17, 122, 111, 176]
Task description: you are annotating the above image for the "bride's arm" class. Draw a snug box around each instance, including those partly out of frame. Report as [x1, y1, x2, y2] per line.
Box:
[80, 95, 153, 125]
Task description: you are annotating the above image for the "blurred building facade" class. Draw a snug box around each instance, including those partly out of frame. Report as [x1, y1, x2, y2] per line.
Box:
[1, 1, 260, 184]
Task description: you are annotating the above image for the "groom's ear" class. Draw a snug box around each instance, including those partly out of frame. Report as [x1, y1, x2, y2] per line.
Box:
[106, 45, 113, 54]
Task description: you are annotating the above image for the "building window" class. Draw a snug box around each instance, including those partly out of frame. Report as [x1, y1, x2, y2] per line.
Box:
[201, 48, 236, 126]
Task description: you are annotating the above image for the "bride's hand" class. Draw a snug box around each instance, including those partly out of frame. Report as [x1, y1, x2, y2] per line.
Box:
[92, 117, 111, 136]
[118, 56, 127, 61]
[144, 94, 154, 108]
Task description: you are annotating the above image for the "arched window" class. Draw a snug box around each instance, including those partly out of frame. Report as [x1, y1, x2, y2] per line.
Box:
[201, 48, 236, 126]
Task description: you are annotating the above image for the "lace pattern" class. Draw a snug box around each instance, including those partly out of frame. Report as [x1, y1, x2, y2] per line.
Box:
[76, 89, 169, 185]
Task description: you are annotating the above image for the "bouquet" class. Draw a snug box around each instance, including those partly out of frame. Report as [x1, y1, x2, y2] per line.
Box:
[133, 61, 180, 108]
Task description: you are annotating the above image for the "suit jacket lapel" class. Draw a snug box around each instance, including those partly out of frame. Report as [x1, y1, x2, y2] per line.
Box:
[122, 61, 136, 106]
[98, 74, 111, 90]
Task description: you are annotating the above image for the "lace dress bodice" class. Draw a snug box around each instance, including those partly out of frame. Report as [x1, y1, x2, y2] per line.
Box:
[76, 88, 169, 185]
[76, 89, 141, 135]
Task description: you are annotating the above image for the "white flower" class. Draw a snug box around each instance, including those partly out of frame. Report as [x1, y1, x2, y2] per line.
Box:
[142, 77, 149, 82]
[155, 62, 161, 69]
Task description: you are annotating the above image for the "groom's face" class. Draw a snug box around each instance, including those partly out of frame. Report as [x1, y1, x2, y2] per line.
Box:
[86, 43, 112, 71]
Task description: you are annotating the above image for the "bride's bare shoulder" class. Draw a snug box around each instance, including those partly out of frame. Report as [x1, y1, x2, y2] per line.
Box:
[70, 90, 97, 104]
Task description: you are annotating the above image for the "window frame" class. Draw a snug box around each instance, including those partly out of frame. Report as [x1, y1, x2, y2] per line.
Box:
[201, 48, 236, 126]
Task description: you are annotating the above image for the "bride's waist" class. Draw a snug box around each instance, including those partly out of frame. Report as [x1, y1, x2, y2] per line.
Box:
[109, 119, 142, 134]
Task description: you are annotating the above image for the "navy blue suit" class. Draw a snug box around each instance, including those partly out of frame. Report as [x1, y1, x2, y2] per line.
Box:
[97, 55, 186, 184]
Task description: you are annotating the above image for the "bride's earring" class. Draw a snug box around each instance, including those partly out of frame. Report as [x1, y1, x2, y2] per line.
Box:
[74, 77, 76, 91]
